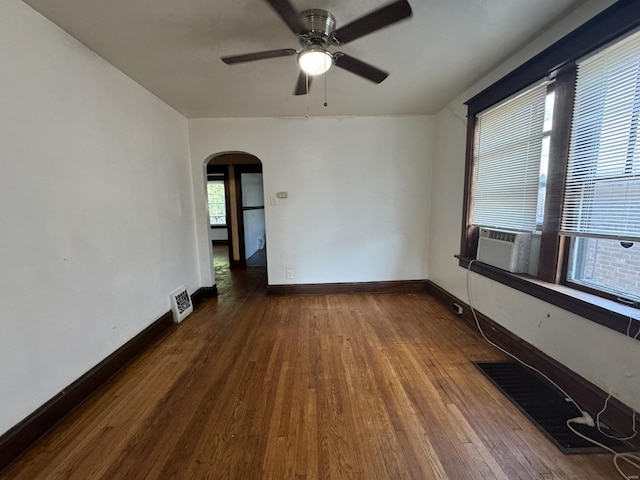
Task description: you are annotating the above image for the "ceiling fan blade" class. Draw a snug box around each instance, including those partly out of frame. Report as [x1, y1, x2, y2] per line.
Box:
[265, 0, 307, 35]
[332, 0, 412, 45]
[221, 48, 297, 64]
[294, 71, 312, 95]
[333, 53, 388, 84]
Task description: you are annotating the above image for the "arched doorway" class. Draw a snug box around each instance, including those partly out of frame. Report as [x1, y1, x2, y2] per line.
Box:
[205, 153, 267, 291]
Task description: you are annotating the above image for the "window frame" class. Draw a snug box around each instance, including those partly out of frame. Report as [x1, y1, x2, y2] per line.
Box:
[207, 175, 228, 228]
[458, 0, 640, 338]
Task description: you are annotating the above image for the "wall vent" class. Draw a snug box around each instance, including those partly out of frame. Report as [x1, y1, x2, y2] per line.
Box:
[170, 286, 193, 323]
[476, 227, 532, 273]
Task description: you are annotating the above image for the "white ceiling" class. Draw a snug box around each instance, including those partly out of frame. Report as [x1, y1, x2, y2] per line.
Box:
[23, 0, 587, 118]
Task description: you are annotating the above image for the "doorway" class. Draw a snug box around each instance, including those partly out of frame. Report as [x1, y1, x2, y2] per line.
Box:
[206, 153, 267, 291]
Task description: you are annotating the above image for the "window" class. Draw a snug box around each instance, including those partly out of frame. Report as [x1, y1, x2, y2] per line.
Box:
[561, 31, 640, 304]
[459, 0, 640, 333]
[472, 81, 548, 232]
[207, 180, 226, 226]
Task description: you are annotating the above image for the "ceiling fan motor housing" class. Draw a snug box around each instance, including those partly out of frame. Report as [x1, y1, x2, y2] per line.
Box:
[299, 9, 336, 47]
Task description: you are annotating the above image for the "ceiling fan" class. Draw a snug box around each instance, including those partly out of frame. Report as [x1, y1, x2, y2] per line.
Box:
[221, 0, 413, 95]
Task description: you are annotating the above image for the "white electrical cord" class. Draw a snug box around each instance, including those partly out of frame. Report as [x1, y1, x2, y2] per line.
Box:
[465, 259, 640, 479]
[466, 260, 584, 415]
[567, 419, 640, 479]
[596, 316, 640, 442]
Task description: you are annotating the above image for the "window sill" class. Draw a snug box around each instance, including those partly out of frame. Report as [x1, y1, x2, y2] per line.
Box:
[456, 255, 640, 339]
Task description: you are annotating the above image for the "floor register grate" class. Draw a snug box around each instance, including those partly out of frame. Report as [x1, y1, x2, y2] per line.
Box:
[474, 361, 632, 454]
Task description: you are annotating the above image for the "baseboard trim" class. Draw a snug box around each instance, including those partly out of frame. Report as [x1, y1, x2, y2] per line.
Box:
[0, 309, 177, 473]
[426, 280, 639, 450]
[191, 285, 218, 306]
[0, 283, 220, 472]
[267, 280, 429, 296]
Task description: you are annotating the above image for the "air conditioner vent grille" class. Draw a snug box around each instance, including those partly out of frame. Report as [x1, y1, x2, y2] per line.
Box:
[481, 229, 517, 243]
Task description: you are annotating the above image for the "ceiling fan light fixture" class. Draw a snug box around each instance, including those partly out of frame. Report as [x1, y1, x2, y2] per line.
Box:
[298, 48, 333, 76]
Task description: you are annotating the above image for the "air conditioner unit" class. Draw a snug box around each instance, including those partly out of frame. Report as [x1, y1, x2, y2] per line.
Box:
[476, 227, 532, 273]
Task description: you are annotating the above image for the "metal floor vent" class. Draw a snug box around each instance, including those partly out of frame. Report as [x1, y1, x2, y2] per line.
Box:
[474, 361, 631, 454]
[170, 286, 193, 323]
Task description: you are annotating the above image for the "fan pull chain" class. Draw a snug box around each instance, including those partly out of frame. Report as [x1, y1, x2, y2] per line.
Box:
[305, 73, 310, 118]
[324, 69, 328, 107]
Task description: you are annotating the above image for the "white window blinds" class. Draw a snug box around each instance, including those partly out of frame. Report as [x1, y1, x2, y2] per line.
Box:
[472, 81, 548, 232]
[561, 29, 640, 242]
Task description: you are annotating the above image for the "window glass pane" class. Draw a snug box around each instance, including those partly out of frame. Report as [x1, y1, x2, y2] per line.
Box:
[543, 91, 555, 132]
[536, 90, 555, 227]
[207, 180, 226, 225]
[536, 135, 551, 226]
[568, 237, 640, 302]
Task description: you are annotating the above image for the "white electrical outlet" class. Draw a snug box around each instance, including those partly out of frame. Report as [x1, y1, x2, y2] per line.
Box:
[286, 269, 294, 279]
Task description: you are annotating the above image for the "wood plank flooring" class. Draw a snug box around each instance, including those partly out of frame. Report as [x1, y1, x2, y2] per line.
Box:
[1, 249, 618, 479]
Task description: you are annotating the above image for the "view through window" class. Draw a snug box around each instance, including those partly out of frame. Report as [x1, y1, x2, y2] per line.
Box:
[207, 180, 226, 225]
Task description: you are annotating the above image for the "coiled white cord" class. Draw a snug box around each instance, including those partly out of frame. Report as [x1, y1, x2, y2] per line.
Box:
[566, 419, 640, 479]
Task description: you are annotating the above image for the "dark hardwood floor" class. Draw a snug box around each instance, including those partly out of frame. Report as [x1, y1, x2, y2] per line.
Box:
[214, 244, 267, 297]
[1, 249, 619, 479]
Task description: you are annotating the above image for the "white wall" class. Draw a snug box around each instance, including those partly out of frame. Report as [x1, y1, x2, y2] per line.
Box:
[0, 0, 199, 435]
[241, 173, 265, 259]
[241, 173, 265, 208]
[243, 210, 266, 259]
[189, 116, 433, 286]
[210, 228, 229, 241]
[430, 0, 640, 411]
